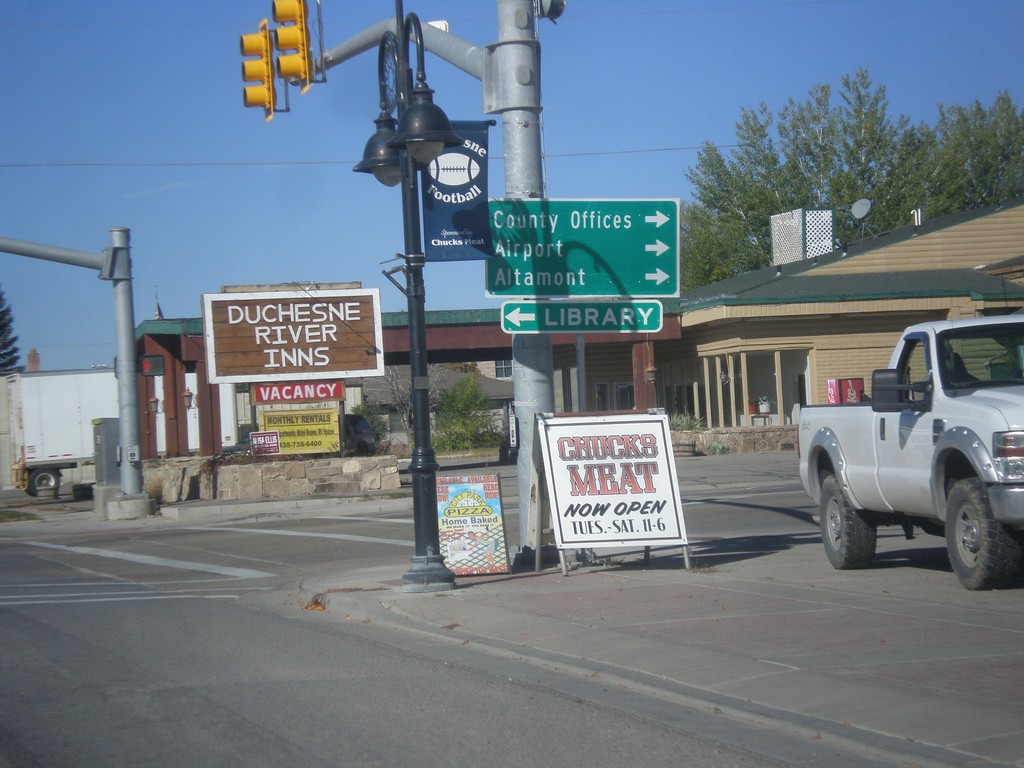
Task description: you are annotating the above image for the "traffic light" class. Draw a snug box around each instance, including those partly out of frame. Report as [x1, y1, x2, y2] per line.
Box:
[241, 19, 276, 120]
[272, 0, 312, 93]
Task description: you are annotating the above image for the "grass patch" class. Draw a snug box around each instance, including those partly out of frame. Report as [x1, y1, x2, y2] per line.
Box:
[0, 509, 41, 523]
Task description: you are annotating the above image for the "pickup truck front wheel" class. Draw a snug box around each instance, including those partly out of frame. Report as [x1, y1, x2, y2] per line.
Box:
[820, 475, 877, 569]
[946, 478, 1023, 590]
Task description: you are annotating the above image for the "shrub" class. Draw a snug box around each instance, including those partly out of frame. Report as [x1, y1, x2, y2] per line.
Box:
[433, 377, 503, 452]
[700, 441, 730, 455]
[670, 413, 706, 431]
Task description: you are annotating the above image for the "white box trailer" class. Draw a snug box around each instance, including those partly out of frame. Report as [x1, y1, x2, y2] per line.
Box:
[7, 369, 119, 496]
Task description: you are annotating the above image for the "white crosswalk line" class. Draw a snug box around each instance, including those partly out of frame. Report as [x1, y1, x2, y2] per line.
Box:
[24, 541, 275, 579]
[192, 526, 413, 547]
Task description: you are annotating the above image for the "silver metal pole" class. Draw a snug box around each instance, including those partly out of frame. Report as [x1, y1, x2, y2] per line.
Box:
[0, 231, 144, 500]
[0, 236, 103, 271]
[329, 0, 556, 559]
[495, 0, 555, 555]
[108, 227, 144, 497]
[576, 333, 586, 411]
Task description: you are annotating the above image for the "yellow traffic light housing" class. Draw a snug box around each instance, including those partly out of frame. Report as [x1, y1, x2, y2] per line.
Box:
[273, 0, 312, 93]
[241, 19, 276, 120]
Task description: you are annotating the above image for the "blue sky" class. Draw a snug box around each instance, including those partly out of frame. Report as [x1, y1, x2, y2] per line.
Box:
[2, 0, 1022, 370]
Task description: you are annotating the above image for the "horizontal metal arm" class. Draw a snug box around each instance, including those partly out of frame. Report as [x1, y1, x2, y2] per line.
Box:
[319, 17, 484, 81]
[0, 236, 104, 273]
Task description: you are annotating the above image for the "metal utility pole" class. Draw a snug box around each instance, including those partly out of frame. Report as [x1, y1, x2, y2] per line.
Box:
[321, 0, 558, 557]
[492, 0, 554, 554]
[0, 229, 150, 519]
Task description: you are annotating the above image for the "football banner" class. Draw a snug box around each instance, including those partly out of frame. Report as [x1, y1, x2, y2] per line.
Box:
[420, 120, 494, 262]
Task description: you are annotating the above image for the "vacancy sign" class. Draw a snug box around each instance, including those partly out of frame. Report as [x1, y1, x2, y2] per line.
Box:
[251, 380, 345, 404]
[536, 412, 687, 549]
[203, 288, 384, 383]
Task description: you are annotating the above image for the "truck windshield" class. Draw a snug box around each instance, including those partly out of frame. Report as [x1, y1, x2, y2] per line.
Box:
[939, 324, 1024, 390]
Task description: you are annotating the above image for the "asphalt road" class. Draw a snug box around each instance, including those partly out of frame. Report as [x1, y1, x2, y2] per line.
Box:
[3, 451, 1016, 767]
[0, 454, 813, 768]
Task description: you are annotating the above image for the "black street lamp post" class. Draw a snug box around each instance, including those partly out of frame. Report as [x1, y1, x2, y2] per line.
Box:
[354, 1, 461, 592]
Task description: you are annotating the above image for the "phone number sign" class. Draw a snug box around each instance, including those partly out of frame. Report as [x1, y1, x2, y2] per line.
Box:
[257, 409, 340, 456]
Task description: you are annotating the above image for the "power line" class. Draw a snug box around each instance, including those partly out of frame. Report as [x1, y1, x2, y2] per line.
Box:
[0, 144, 735, 170]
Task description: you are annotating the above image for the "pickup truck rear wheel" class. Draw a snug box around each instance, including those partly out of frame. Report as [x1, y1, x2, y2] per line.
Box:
[820, 475, 876, 569]
[945, 478, 1023, 590]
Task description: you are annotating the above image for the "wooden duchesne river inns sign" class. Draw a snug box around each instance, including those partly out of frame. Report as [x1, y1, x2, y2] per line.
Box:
[202, 288, 384, 383]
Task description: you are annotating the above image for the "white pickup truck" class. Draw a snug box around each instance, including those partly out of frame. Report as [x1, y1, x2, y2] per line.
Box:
[799, 316, 1024, 589]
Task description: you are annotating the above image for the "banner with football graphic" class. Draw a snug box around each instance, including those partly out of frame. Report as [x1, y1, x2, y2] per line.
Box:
[420, 120, 495, 262]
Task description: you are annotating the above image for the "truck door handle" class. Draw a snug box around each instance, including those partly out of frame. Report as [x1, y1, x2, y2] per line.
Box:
[879, 417, 886, 441]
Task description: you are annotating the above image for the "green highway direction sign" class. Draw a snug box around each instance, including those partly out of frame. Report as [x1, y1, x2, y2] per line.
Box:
[501, 300, 664, 335]
[486, 198, 680, 298]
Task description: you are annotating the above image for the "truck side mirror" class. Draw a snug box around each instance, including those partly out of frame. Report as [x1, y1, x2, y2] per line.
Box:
[871, 368, 932, 413]
[872, 369, 905, 412]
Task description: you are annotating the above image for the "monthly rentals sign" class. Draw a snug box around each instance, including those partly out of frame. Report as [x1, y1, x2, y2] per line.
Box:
[202, 288, 384, 383]
[537, 412, 687, 549]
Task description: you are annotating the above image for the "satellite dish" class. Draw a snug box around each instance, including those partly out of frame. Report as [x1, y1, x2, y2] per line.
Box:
[850, 198, 872, 220]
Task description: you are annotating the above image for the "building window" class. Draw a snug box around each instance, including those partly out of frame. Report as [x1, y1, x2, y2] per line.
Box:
[594, 382, 634, 411]
[494, 359, 513, 379]
[615, 383, 635, 410]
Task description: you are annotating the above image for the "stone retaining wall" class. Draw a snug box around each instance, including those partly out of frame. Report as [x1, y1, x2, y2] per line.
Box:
[143, 427, 793, 505]
[143, 455, 401, 505]
[672, 425, 797, 455]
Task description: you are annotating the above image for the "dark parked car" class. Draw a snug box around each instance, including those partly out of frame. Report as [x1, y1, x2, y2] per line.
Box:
[343, 414, 376, 455]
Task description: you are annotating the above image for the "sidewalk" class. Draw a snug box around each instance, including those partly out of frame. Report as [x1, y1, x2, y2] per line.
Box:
[298, 452, 1024, 768]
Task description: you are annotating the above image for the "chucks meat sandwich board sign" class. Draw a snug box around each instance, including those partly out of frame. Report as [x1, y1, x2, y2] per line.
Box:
[202, 288, 384, 383]
[534, 412, 688, 558]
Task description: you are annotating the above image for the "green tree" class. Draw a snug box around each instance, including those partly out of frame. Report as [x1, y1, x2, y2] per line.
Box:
[929, 91, 1024, 215]
[829, 70, 917, 238]
[0, 285, 20, 372]
[433, 376, 502, 452]
[687, 103, 797, 277]
[681, 70, 1023, 287]
[440, 361, 480, 374]
[680, 202, 762, 288]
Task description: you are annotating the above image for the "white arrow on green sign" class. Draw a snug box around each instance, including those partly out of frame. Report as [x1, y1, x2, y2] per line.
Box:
[486, 198, 679, 298]
[501, 300, 663, 335]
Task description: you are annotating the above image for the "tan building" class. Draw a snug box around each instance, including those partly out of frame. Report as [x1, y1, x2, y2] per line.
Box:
[665, 199, 1024, 428]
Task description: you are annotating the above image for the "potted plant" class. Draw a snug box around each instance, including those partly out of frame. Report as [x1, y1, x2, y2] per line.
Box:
[757, 395, 774, 414]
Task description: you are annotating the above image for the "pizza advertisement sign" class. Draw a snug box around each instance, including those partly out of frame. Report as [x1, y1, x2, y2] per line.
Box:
[436, 474, 510, 576]
[536, 413, 687, 550]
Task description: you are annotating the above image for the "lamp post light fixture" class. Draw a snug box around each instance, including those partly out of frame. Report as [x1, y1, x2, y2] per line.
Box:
[354, 112, 401, 187]
[354, 1, 461, 593]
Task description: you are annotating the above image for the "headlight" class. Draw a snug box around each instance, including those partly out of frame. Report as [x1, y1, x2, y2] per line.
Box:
[993, 431, 1024, 481]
